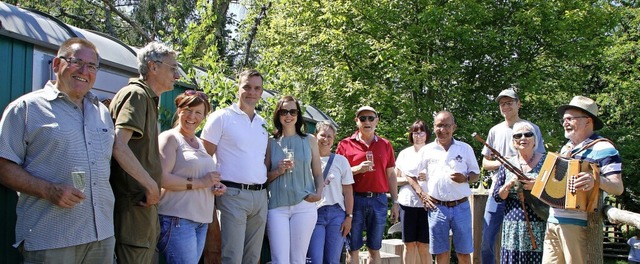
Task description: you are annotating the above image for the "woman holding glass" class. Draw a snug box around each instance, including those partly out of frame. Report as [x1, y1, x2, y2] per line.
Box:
[307, 121, 355, 264]
[157, 90, 226, 263]
[492, 121, 546, 263]
[266, 96, 324, 264]
[395, 120, 433, 264]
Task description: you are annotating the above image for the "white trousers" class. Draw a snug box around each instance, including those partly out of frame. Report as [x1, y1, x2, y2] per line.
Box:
[267, 200, 318, 264]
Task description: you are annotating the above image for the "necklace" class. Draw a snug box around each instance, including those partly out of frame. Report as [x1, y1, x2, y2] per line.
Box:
[519, 153, 535, 166]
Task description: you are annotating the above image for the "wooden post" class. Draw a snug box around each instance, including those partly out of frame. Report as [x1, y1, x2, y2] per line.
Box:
[586, 196, 604, 264]
[470, 193, 500, 264]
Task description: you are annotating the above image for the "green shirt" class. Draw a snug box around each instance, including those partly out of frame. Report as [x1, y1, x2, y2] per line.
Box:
[110, 78, 162, 200]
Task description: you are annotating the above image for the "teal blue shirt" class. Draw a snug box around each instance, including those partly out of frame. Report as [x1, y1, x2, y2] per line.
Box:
[268, 135, 316, 209]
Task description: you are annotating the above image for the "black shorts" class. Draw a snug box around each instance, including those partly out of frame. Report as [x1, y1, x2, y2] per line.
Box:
[399, 204, 429, 243]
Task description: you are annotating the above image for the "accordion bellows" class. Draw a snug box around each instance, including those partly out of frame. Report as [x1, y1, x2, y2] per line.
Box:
[531, 152, 600, 212]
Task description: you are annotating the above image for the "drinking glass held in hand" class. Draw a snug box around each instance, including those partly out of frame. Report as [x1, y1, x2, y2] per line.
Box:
[366, 151, 375, 171]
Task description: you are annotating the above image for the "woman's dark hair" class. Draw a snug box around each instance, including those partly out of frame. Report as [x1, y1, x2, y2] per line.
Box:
[408, 119, 430, 144]
[172, 91, 211, 127]
[272, 95, 306, 138]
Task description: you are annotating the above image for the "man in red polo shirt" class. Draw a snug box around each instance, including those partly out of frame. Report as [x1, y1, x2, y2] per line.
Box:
[336, 106, 399, 264]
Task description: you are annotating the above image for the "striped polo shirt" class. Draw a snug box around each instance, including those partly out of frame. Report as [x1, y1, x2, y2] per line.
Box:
[548, 133, 622, 226]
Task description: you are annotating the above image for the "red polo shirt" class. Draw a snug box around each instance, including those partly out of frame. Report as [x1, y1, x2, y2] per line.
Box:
[336, 131, 396, 193]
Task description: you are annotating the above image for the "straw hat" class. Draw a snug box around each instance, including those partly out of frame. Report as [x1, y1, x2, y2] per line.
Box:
[557, 96, 603, 130]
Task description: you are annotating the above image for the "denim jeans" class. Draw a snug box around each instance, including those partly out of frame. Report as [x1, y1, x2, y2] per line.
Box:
[481, 196, 505, 264]
[157, 215, 209, 264]
[348, 193, 387, 251]
[307, 204, 346, 264]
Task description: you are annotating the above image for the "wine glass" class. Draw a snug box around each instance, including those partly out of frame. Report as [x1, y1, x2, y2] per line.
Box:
[71, 166, 86, 193]
[285, 149, 295, 174]
[212, 162, 223, 191]
[366, 151, 375, 171]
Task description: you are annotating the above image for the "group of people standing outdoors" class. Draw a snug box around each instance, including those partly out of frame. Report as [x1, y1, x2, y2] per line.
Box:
[0, 36, 625, 264]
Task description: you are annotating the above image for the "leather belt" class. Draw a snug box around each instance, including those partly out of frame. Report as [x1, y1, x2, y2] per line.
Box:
[431, 197, 468, 207]
[354, 192, 385, 198]
[221, 181, 266, 191]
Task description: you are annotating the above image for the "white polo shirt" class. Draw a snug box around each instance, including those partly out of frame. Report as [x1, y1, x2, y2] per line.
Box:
[418, 139, 480, 202]
[201, 103, 269, 185]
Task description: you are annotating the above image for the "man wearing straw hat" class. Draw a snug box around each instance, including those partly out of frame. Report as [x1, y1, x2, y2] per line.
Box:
[542, 95, 624, 263]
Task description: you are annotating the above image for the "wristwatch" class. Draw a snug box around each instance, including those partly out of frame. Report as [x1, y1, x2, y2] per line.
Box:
[346, 213, 353, 218]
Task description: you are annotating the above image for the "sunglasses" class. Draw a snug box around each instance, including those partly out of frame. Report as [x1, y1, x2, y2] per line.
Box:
[278, 109, 299, 116]
[512, 132, 534, 139]
[184, 90, 208, 101]
[358, 116, 376, 122]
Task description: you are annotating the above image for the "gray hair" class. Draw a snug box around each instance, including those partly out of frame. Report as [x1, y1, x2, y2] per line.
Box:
[137, 42, 177, 76]
[512, 121, 537, 149]
[315, 121, 337, 135]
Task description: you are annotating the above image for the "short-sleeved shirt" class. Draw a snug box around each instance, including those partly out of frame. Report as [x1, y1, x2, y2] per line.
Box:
[0, 81, 115, 251]
[336, 131, 396, 193]
[200, 103, 268, 184]
[628, 236, 640, 262]
[481, 120, 545, 162]
[481, 120, 545, 211]
[418, 139, 480, 202]
[549, 133, 622, 226]
[317, 154, 354, 211]
[109, 78, 163, 203]
[396, 146, 428, 208]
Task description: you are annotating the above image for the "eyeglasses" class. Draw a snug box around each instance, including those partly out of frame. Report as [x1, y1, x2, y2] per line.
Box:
[358, 116, 376, 122]
[434, 123, 453, 129]
[278, 109, 299, 116]
[154, 60, 179, 74]
[59, 56, 99, 73]
[412, 131, 426, 137]
[499, 100, 517, 107]
[184, 90, 208, 100]
[560, 116, 589, 125]
[512, 132, 534, 139]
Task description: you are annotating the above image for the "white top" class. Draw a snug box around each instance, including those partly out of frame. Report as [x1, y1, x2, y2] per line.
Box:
[200, 103, 269, 184]
[396, 146, 428, 208]
[317, 154, 355, 211]
[158, 129, 216, 223]
[419, 139, 480, 201]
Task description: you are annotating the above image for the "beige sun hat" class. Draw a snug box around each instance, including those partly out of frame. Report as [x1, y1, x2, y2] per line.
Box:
[557, 95, 603, 130]
[355, 106, 378, 117]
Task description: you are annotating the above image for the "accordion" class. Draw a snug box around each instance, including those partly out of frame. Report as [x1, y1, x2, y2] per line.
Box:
[531, 152, 600, 212]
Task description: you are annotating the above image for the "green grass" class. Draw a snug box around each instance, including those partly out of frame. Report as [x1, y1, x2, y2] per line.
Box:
[603, 258, 628, 264]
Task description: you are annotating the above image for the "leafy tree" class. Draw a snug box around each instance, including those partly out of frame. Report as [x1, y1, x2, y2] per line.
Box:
[251, 0, 616, 150]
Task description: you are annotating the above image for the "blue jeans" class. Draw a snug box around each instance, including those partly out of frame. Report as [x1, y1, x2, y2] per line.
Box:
[157, 215, 209, 264]
[308, 204, 346, 264]
[348, 193, 387, 251]
[481, 196, 505, 264]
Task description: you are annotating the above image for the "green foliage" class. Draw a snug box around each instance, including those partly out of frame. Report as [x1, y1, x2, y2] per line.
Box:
[252, 0, 615, 148]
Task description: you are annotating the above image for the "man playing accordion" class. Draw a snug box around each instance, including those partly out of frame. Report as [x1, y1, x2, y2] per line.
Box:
[542, 96, 624, 263]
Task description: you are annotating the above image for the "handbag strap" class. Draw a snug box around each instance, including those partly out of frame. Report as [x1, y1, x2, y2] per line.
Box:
[323, 153, 336, 180]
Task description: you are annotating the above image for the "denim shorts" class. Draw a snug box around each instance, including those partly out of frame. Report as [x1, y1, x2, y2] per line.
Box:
[348, 193, 388, 251]
[428, 200, 473, 255]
